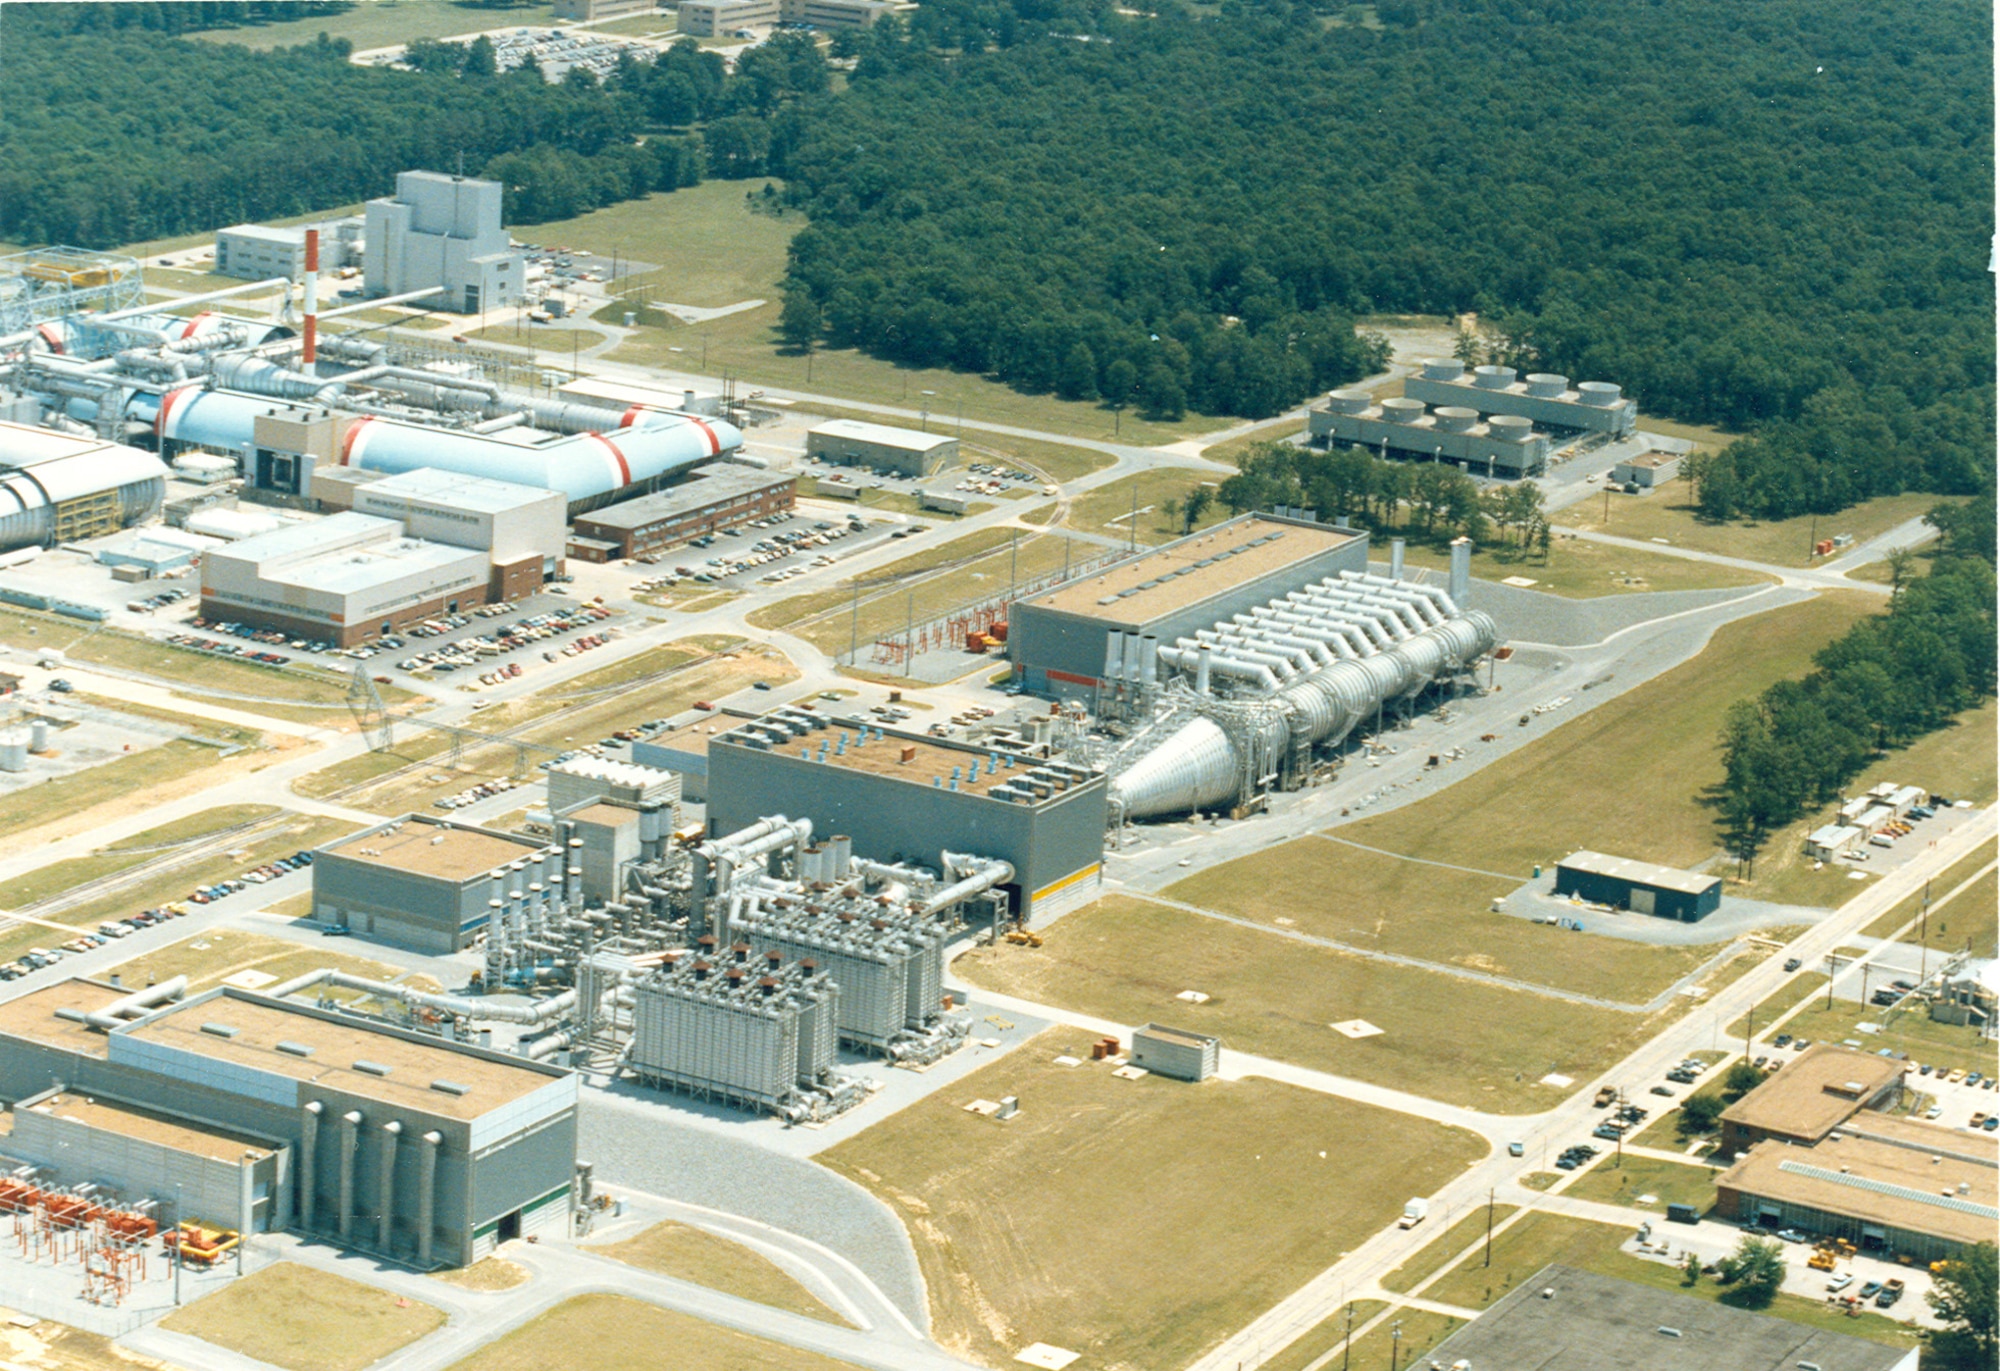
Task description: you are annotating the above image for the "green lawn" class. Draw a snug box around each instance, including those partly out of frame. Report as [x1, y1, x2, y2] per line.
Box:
[1339, 1308, 1465, 1369]
[1564, 1155, 1719, 1214]
[1858, 838, 1998, 949]
[1570, 483, 1949, 571]
[1063, 468, 1232, 547]
[1382, 1205, 1521, 1294]
[1396, 531, 1771, 597]
[1726, 972, 1832, 1044]
[1263, 1300, 1389, 1371]
[1762, 997, 1997, 1078]
[186, 0, 559, 52]
[588, 1221, 846, 1324]
[955, 896, 1665, 1113]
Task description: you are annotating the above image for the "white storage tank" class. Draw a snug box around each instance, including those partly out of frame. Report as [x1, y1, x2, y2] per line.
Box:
[1578, 381, 1623, 407]
[1323, 389, 1372, 415]
[1380, 398, 1426, 425]
[0, 732, 27, 773]
[29, 718, 48, 752]
[1524, 373, 1569, 398]
[1419, 358, 1464, 381]
[1433, 406, 1479, 434]
[1487, 415, 1535, 442]
[1472, 365, 1517, 390]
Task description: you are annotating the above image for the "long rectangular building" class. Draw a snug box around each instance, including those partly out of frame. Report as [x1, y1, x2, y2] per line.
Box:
[1009, 513, 1369, 701]
[569, 467, 796, 562]
[0, 979, 576, 1267]
[1308, 391, 1550, 478]
[311, 815, 560, 952]
[1402, 359, 1637, 436]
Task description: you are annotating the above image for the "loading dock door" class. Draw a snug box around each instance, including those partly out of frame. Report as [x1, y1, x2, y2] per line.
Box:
[1630, 888, 1656, 916]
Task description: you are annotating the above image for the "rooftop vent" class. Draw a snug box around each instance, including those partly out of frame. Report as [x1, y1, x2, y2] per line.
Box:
[430, 1079, 471, 1096]
[199, 1022, 239, 1039]
[275, 1040, 316, 1058]
[353, 1060, 393, 1077]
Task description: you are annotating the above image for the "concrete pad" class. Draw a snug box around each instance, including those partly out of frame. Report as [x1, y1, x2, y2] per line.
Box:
[1016, 1343, 1081, 1370]
[1331, 1019, 1383, 1039]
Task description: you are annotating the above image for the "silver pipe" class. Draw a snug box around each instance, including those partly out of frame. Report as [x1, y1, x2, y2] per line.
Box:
[84, 975, 188, 1029]
[417, 1132, 440, 1266]
[376, 1121, 401, 1252]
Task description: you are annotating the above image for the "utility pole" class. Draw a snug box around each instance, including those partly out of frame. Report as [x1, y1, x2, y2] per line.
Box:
[1129, 478, 1139, 553]
[848, 579, 861, 666]
[903, 591, 914, 670]
[1342, 1302, 1354, 1371]
[1389, 1320, 1403, 1371]
[1484, 1186, 1496, 1266]
[1009, 531, 1019, 605]
[1919, 878, 1931, 983]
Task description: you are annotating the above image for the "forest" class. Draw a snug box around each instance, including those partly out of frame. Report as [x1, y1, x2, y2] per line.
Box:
[1215, 440, 1549, 550]
[1714, 509, 1996, 869]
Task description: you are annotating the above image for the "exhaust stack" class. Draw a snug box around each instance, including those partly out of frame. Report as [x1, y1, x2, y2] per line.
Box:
[1448, 536, 1471, 605]
[302, 228, 319, 367]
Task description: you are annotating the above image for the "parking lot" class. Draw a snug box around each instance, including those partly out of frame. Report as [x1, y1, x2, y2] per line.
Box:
[636, 508, 916, 592]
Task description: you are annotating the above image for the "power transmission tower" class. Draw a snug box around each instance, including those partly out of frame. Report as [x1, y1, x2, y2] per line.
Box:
[347, 663, 393, 750]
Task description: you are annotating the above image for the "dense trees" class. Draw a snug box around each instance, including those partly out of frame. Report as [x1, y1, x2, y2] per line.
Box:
[1925, 1243, 1997, 1371]
[1217, 441, 1538, 549]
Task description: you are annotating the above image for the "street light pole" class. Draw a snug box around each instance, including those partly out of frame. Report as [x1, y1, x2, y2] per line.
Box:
[1342, 1302, 1354, 1371]
[1484, 1186, 1496, 1266]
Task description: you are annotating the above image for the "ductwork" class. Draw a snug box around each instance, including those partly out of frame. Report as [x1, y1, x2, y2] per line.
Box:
[84, 975, 188, 1029]
[264, 967, 578, 1026]
[919, 853, 1015, 916]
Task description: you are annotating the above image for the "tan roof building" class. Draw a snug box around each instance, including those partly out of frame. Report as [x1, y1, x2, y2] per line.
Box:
[1719, 1043, 1903, 1155]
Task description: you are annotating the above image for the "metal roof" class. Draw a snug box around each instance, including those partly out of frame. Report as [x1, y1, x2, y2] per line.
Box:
[808, 418, 955, 453]
[1779, 1160, 1998, 1220]
[1557, 850, 1720, 897]
[357, 467, 561, 513]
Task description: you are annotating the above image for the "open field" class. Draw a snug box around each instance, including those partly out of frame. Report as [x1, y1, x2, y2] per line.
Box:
[536, 641, 709, 699]
[1634, 416, 1742, 454]
[1738, 700, 1995, 907]
[445, 1293, 858, 1371]
[1858, 840, 1997, 942]
[591, 1220, 844, 1324]
[1565, 1155, 1719, 1213]
[0, 740, 238, 845]
[1263, 1299, 1388, 1371]
[3, 804, 278, 908]
[430, 1258, 531, 1292]
[1568, 485, 1948, 570]
[187, 0, 559, 51]
[1425, 1212, 1917, 1346]
[1062, 468, 1230, 547]
[53, 623, 405, 719]
[1382, 1205, 1521, 1293]
[0, 814, 359, 967]
[1397, 531, 1771, 597]
[1166, 841, 1710, 1003]
[955, 900, 1661, 1113]
[818, 1026, 1484, 1371]
[161, 1262, 444, 1371]
[468, 322, 598, 350]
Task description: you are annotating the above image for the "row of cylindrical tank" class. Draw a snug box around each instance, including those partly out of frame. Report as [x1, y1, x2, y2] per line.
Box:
[1321, 391, 1536, 441]
[0, 718, 50, 772]
[1416, 358, 1624, 404]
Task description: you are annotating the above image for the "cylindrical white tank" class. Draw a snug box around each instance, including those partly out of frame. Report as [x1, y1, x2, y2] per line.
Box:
[1433, 406, 1478, 434]
[0, 733, 27, 772]
[1419, 358, 1464, 381]
[30, 719, 48, 751]
[1473, 365, 1517, 390]
[1324, 390, 1371, 415]
[1578, 381, 1623, 406]
[1380, 398, 1426, 425]
[1525, 373, 1569, 398]
[1487, 415, 1535, 442]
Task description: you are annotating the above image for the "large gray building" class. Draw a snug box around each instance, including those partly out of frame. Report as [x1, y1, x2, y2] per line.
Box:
[1009, 514, 1370, 701]
[706, 710, 1108, 921]
[1402, 359, 1638, 436]
[364, 172, 521, 314]
[1309, 391, 1551, 478]
[0, 979, 576, 1268]
[214, 217, 364, 282]
[350, 468, 568, 589]
[311, 816, 559, 952]
[806, 419, 957, 477]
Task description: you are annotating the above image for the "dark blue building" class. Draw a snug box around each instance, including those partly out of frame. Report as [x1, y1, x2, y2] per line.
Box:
[1555, 850, 1722, 922]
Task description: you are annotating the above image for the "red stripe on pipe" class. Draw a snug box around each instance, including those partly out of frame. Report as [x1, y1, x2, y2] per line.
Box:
[155, 386, 189, 440]
[178, 312, 212, 341]
[340, 415, 376, 467]
[687, 417, 721, 457]
[36, 324, 63, 355]
[619, 406, 645, 429]
[584, 432, 632, 487]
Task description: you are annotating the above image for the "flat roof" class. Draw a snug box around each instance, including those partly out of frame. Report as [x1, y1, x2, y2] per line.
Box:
[325, 817, 544, 883]
[0, 980, 126, 1059]
[718, 715, 1058, 797]
[1558, 850, 1721, 898]
[357, 467, 561, 512]
[1138, 1024, 1218, 1049]
[1719, 1128, 1998, 1249]
[22, 1093, 273, 1162]
[808, 418, 955, 453]
[1720, 1043, 1905, 1142]
[1026, 516, 1359, 624]
[1620, 453, 1677, 469]
[577, 467, 792, 530]
[297, 538, 485, 595]
[566, 801, 636, 828]
[123, 992, 561, 1122]
[639, 717, 724, 756]
[1421, 1264, 1912, 1371]
[223, 510, 396, 562]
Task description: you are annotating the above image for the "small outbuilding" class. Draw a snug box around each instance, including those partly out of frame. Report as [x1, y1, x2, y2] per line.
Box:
[1554, 850, 1721, 922]
[1129, 1024, 1219, 1082]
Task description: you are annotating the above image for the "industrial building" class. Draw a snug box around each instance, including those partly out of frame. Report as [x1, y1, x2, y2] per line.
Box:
[678, 0, 777, 33]
[364, 172, 520, 314]
[199, 513, 498, 646]
[309, 816, 559, 952]
[0, 977, 578, 1268]
[1717, 1043, 1904, 1156]
[1010, 516, 1499, 820]
[567, 467, 796, 562]
[545, 755, 681, 815]
[214, 217, 363, 282]
[0, 421, 169, 555]
[553, 0, 658, 18]
[1553, 851, 1722, 922]
[1612, 451, 1681, 488]
[1403, 359, 1638, 436]
[806, 418, 957, 477]
[351, 468, 568, 593]
[1418, 1265, 1916, 1371]
[1714, 1114, 1997, 1263]
[627, 950, 846, 1116]
[1309, 390, 1550, 477]
[633, 715, 721, 802]
[1130, 1025, 1219, 1082]
[706, 709, 1107, 922]
[782, 0, 909, 25]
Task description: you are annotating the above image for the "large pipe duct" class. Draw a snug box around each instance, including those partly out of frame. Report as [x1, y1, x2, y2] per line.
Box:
[298, 1101, 322, 1234]
[416, 1132, 441, 1266]
[337, 1110, 362, 1244]
[265, 967, 577, 1026]
[84, 975, 187, 1029]
[375, 1120, 400, 1252]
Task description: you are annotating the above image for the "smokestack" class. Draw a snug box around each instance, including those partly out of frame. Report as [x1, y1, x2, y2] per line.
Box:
[302, 227, 319, 367]
[1139, 634, 1159, 688]
[1121, 631, 1142, 684]
[1448, 536, 1471, 605]
[1103, 631, 1124, 684]
[1390, 537, 1406, 581]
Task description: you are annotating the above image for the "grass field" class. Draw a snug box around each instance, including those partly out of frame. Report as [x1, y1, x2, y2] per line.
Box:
[3, 804, 278, 908]
[1201, 416, 1310, 466]
[187, 0, 558, 51]
[1727, 972, 1832, 1043]
[1396, 531, 1771, 597]
[1062, 469, 1231, 547]
[0, 740, 238, 845]
[818, 1026, 1484, 1371]
[954, 899, 1662, 1113]
[1263, 1300, 1389, 1371]
[591, 1220, 845, 1324]
[1568, 484, 1947, 570]
[1381, 1205, 1521, 1293]
[430, 1258, 530, 1292]
[445, 1294, 855, 1371]
[536, 641, 709, 699]
[1424, 1212, 1916, 1346]
[1633, 416, 1742, 454]
[1564, 1155, 1719, 1213]
[1857, 840, 1997, 944]
[161, 1262, 444, 1371]
[53, 624, 391, 718]
[1337, 1308, 1464, 1369]
[100, 927, 407, 1001]
[1166, 841, 1709, 1003]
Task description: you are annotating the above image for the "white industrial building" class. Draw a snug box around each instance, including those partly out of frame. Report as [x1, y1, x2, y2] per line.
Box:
[1611, 452, 1681, 488]
[1403, 360, 1637, 436]
[1309, 391, 1550, 478]
[364, 172, 521, 315]
[214, 216, 364, 282]
[806, 418, 957, 477]
[350, 468, 568, 591]
[200, 513, 492, 647]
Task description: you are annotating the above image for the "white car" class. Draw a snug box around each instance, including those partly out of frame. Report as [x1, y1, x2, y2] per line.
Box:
[1827, 1273, 1854, 1292]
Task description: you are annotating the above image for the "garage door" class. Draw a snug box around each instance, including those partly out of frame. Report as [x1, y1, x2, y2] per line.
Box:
[1630, 888, 1656, 916]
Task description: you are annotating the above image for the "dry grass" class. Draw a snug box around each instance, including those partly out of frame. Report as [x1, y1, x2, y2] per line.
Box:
[1396, 531, 1770, 598]
[3, 804, 279, 908]
[430, 1258, 531, 1292]
[820, 1026, 1484, 1371]
[100, 928, 408, 1000]
[161, 1262, 444, 1371]
[1062, 468, 1231, 547]
[591, 1220, 845, 1324]
[185, 0, 559, 52]
[1381, 1204, 1521, 1293]
[444, 1293, 857, 1371]
[1262, 1300, 1389, 1371]
[1568, 484, 1948, 570]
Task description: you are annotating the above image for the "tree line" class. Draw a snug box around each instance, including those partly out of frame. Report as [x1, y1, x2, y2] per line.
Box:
[1714, 518, 1996, 871]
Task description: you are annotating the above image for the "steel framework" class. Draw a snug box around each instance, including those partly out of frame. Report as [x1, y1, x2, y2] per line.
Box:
[0, 248, 145, 333]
